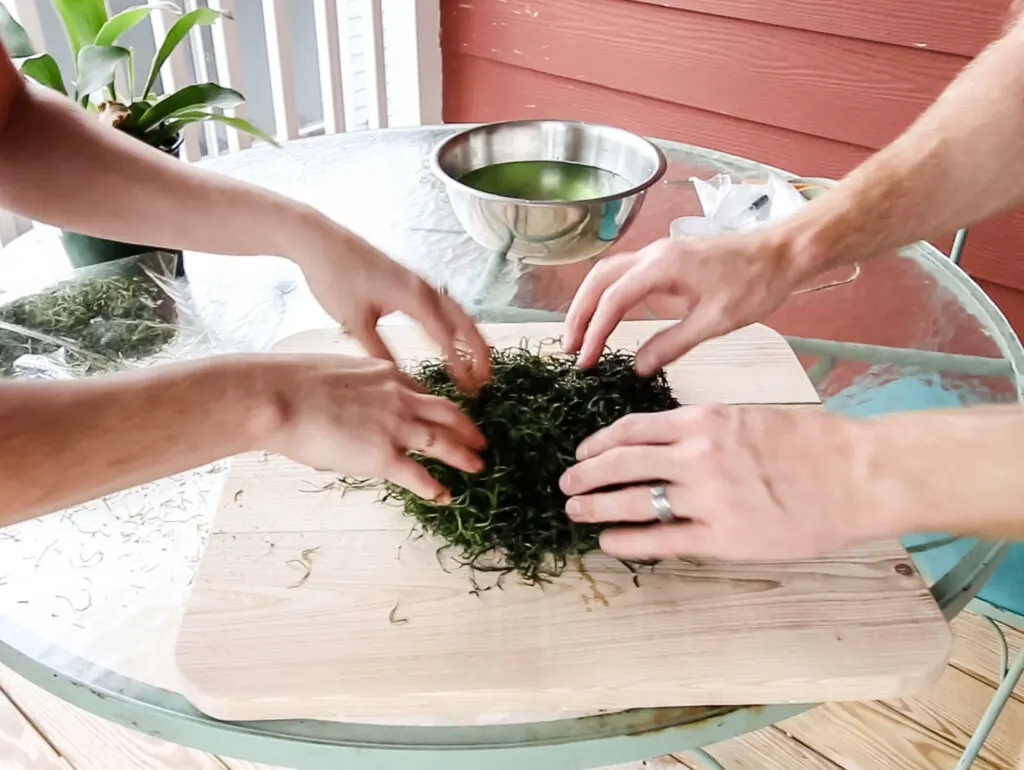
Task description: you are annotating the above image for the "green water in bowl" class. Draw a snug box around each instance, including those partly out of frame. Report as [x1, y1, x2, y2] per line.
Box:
[459, 160, 631, 202]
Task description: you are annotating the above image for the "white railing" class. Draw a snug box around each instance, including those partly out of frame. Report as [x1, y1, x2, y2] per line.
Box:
[0, 0, 442, 245]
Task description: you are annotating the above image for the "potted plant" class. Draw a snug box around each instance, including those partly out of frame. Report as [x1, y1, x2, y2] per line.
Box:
[0, 1, 275, 271]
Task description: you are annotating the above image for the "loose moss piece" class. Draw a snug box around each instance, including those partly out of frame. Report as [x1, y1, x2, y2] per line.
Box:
[0, 274, 176, 377]
[342, 341, 680, 586]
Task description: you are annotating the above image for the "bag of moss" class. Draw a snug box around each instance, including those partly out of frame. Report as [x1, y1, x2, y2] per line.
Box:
[0, 251, 202, 380]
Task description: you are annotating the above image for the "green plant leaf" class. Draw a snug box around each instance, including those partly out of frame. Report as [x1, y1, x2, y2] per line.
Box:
[142, 7, 228, 99]
[0, 2, 35, 58]
[52, 0, 107, 57]
[19, 53, 66, 94]
[152, 110, 280, 147]
[135, 82, 243, 131]
[94, 2, 179, 47]
[75, 44, 129, 102]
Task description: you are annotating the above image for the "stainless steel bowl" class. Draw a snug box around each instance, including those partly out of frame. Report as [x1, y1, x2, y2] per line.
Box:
[430, 120, 667, 265]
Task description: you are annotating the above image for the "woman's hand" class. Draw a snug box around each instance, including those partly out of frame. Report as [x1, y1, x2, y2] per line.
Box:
[255, 354, 485, 502]
[558, 405, 884, 561]
[563, 232, 804, 376]
[291, 219, 491, 393]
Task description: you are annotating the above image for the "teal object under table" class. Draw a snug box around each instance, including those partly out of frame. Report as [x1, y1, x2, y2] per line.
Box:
[0, 128, 1021, 770]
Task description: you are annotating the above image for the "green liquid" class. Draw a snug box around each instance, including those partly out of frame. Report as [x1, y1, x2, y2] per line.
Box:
[459, 160, 631, 202]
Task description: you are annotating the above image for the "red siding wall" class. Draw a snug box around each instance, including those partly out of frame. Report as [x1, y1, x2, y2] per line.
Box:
[439, 0, 1024, 309]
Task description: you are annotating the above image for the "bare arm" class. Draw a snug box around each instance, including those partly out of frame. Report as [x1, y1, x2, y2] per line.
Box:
[778, 11, 1024, 276]
[0, 359, 270, 527]
[0, 353, 486, 528]
[0, 46, 331, 264]
[860, 405, 1024, 542]
[0, 45, 491, 387]
[566, 8, 1024, 372]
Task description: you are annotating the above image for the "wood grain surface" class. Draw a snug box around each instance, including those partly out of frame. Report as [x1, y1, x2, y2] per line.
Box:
[441, 0, 964, 150]
[176, 322, 950, 723]
[442, 55, 872, 181]
[624, 0, 1009, 57]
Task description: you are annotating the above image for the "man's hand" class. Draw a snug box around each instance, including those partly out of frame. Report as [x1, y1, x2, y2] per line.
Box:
[559, 405, 879, 561]
[559, 403, 1024, 562]
[564, 232, 802, 376]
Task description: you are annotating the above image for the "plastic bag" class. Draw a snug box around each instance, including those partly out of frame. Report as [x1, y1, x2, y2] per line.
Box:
[672, 170, 861, 295]
[0, 250, 211, 380]
[671, 170, 809, 239]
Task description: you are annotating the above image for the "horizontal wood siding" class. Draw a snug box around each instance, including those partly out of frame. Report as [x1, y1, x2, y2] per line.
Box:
[440, 0, 1024, 292]
[443, 56, 871, 181]
[627, 0, 1009, 57]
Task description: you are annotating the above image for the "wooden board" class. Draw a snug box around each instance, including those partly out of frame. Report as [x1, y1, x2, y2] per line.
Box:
[175, 321, 951, 723]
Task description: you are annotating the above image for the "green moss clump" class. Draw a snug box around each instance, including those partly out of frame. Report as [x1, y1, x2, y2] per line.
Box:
[342, 343, 679, 586]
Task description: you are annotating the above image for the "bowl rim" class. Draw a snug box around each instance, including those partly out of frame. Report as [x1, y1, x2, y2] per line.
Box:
[429, 119, 668, 206]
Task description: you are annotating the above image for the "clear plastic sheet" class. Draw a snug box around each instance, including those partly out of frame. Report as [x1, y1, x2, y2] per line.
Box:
[0, 250, 211, 380]
[688, 169, 809, 232]
[672, 170, 862, 296]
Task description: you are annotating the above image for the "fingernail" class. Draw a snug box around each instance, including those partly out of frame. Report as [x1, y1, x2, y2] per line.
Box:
[559, 471, 573, 493]
[436, 490, 452, 504]
[565, 498, 580, 516]
[576, 444, 589, 461]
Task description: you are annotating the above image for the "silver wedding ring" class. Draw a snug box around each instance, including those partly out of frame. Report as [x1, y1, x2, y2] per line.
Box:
[650, 484, 674, 523]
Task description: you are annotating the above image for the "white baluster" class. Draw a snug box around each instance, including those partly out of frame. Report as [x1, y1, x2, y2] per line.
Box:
[149, 0, 200, 161]
[313, 0, 345, 135]
[0, 210, 21, 247]
[183, 0, 219, 157]
[9, 0, 44, 53]
[262, 0, 300, 141]
[386, 0, 442, 126]
[364, 0, 387, 129]
[3, 2, 43, 243]
[209, 0, 249, 151]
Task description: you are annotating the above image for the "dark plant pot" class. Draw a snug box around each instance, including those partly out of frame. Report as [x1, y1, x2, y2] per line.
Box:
[61, 133, 187, 278]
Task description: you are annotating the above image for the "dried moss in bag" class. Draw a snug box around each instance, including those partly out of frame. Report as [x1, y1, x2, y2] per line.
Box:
[0, 252, 183, 379]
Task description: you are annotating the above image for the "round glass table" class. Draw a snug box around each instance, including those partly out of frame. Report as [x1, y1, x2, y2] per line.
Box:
[0, 126, 1020, 770]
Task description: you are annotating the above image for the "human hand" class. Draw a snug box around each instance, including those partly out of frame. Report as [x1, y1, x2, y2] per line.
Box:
[558, 404, 884, 561]
[254, 354, 485, 502]
[563, 232, 803, 376]
[291, 218, 491, 392]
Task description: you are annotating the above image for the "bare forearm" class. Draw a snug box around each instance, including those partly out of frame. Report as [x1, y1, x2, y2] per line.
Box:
[775, 13, 1024, 278]
[858, 405, 1024, 541]
[0, 81, 339, 263]
[0, 358, 277, 527]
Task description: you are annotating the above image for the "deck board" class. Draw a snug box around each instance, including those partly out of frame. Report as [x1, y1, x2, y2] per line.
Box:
[0, 610, 1020, 769]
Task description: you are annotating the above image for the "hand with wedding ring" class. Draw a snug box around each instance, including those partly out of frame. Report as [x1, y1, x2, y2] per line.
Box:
[256, 353, 484, 502]
[559, 404, 880, 561]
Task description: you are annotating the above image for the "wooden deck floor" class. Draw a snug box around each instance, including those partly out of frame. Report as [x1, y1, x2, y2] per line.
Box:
[0, 611, 1021, 770]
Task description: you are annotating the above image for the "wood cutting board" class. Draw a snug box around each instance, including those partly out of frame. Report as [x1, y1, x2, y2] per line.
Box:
[175, 321, 951, 723]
